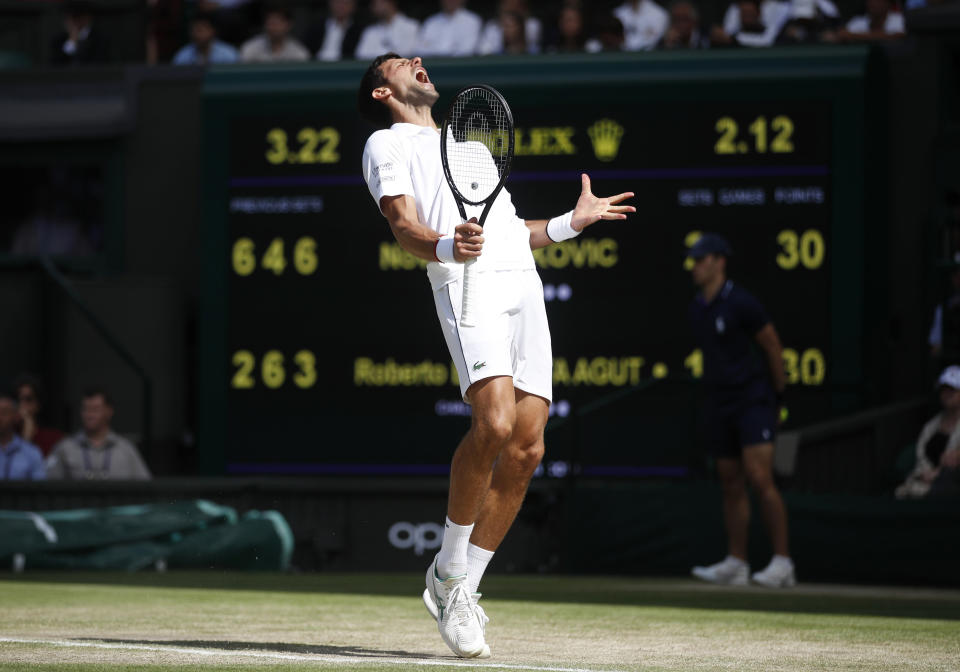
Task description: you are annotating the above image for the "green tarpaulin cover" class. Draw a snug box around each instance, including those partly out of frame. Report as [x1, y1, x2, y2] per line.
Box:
[0, 500, 293, 571]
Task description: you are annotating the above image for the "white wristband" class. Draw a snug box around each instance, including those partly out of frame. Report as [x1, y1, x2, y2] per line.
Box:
[546, 210, 578, 242]
[435, 235, 456, 263]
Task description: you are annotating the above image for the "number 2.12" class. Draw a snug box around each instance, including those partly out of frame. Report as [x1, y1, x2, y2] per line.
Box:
[714, 115, 794, 155]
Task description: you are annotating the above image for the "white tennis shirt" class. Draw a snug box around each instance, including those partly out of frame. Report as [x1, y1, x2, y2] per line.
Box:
[362, 122, 535, 291]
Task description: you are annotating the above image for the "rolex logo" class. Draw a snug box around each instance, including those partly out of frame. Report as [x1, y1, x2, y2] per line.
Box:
[587, 119, 624, 162]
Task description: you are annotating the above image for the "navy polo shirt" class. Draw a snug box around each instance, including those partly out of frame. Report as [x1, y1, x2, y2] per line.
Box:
[688, 280, 771, 392]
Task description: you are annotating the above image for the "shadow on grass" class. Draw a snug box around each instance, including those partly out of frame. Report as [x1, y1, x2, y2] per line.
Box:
[8, 570, 960, 621]
[76, 638, 439, 660]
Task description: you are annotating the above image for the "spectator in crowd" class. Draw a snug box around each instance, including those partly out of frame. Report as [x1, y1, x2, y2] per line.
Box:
[586, 14, 626, 52]
[51, 0, 110, 66]
[46, 388, 151, 480]
[776, 0, 842, 44]
[173, 11, 239, 65]
[711, 0, 773, 47]
[14, 374, 63, 458]
[195, 0, 257, 46]
[713, 0, 790, 47]
[825, 0, 905, 42]
[0, 390, 45, 481]
[896, 366, 960, 499]
[418, 0, 483, 57]
[478, 0, 542, 55]
[614, 0, 669, 51]
[489, 10, 528, 55]
[658, 1, 710, 49]
[240, 3, 310, 63]
[686, 234, 795, 588]
[355, 0, 420, 60]
[546, 1, 589, 53]
[306, 0, 364, 61]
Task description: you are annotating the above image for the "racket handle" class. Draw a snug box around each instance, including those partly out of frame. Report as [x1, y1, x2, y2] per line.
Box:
[460, 257, 478, 327]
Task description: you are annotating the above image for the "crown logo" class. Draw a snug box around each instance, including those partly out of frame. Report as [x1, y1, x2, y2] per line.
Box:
[587, 119, 624, 162]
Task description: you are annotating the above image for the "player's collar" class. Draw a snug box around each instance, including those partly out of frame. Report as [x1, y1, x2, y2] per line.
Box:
[697, 280, 734, 306]
[390, 122, 439, 136]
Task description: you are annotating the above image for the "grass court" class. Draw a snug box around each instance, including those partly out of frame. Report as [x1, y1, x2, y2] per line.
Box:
[1, 572, 958, 672]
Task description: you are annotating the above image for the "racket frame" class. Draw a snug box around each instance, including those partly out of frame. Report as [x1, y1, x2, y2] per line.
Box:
[439, 84, 515, 327]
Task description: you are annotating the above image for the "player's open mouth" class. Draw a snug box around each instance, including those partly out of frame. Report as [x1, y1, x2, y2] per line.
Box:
[415, 68, 432, 87]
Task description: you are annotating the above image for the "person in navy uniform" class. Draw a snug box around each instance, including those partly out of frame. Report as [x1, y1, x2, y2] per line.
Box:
[686, 233, 795, 588]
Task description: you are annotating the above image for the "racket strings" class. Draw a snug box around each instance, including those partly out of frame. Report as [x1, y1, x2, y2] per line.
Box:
[446, 88, 511, 204]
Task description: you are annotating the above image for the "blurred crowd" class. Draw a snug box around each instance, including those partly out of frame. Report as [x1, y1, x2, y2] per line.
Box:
[43, 0, 928, 68]
[0, 376, 151, 482]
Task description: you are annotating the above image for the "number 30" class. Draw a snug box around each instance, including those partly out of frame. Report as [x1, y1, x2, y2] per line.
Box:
[776, 229, 825, 270]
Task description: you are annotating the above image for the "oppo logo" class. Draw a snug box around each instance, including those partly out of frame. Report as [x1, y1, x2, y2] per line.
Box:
[388, 521, 443, 556]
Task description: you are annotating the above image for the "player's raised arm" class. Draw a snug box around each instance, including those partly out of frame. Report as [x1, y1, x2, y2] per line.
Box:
[380, 194, 483, 263]
[526, 173, 635, 250]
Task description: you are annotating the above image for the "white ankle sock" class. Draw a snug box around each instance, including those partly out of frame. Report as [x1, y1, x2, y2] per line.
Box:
[725, 555, 748, 568]
[466, 543, 495, 594]
[436, 517, 473, 578]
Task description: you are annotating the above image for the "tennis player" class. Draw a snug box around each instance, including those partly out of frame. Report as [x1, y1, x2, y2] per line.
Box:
[358, 54, 635, 658]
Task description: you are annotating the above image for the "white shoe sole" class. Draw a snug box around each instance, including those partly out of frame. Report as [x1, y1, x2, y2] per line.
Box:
[423, 588, 439, 620]
[691, 567, 748, 586]
[423, 588, 490, 657]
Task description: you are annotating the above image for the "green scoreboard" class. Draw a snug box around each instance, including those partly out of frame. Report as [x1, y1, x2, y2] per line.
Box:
[199, 48, 878, 476]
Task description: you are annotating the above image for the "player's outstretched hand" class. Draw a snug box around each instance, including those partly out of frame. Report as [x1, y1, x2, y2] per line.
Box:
[454, 217, 484, 262]
[571, 173, 635, 232]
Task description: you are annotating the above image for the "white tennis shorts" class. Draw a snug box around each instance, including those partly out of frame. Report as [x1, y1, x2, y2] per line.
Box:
[434, 269, 553, 404]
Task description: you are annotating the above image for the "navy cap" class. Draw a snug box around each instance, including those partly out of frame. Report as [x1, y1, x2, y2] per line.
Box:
[688, 233, 732, 259]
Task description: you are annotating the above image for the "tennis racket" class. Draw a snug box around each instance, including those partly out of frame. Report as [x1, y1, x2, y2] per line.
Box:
[440, 85, 515, 328]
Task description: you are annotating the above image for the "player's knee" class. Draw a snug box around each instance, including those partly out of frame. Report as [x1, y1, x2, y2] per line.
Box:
[514, 439, 544, 476]
[719, 471, 746, 495]
[745, 469, 775, 493]
[471, 410, 515, 447]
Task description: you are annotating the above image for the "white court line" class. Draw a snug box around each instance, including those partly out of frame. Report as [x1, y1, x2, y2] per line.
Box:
[0, 637, 625, 672]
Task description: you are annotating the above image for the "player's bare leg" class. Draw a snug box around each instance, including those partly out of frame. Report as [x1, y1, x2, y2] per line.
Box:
[717, 457, 749, 561]
[742, 442, 790, 556]
[424, 385, 546, 649]
[692, 457, 751, 585]
[469, 390, 548, 551]
[446, 375, 518, 527]
[742, 442, 796, 586]
[424, 375, 518, 658]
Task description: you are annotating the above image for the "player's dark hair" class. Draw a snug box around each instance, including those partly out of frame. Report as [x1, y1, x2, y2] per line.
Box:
[357, 52, 401, 129]
[82, 387, 114, 407]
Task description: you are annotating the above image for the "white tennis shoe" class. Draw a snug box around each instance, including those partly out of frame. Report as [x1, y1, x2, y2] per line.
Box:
[691, 556, 750, 586]
[423, 588, 489, 635]
[751, 556, 797, 588]
[424, 556, 490, 658]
